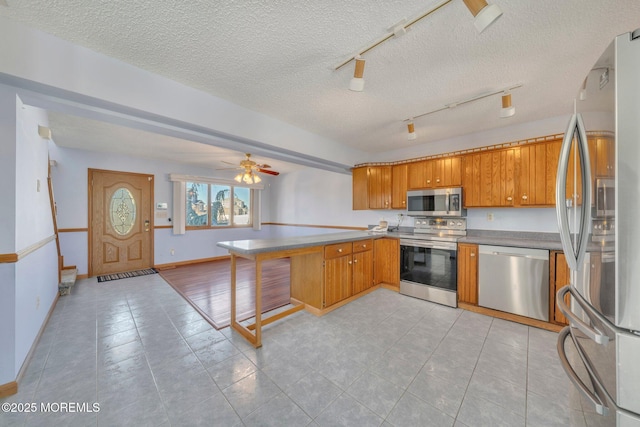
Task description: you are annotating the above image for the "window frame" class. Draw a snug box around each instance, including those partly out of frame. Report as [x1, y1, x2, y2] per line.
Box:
[185, 181, 254, 230]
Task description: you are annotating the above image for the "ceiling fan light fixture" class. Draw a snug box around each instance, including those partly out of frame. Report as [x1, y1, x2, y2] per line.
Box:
[500, 92, 515, 118]
[407, 122, 417, 140]
[349, 56, 365, 92]
[234, 173, 243, 183]
[463, 0, 503, 33]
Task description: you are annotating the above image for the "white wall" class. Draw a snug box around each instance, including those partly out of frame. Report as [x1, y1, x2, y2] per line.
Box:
[48, 144, 356, 272]
[0, 89, 58, 385]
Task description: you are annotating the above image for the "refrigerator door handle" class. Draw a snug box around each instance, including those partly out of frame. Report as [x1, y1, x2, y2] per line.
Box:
[557, 327, 609, 416]
[556, 285, 609, 345]
[555, 113, 593, 271]
[574, 114, 593, 268]
[556, 114, 579, 270]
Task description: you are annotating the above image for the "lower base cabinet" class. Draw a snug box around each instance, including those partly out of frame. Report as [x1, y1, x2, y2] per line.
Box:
[457, 243, 478, 305]
[374, 238, 400, 286]
[324, 239, 373, 308]
[551, 251, 571, 325]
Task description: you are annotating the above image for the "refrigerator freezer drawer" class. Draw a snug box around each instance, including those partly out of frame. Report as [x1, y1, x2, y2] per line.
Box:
[478, 245, 549, 321]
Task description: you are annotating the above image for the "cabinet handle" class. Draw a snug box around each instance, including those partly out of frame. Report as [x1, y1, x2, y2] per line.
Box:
[427, 179, 431, 184]
[362, 244, 367, 248]
[522, 194, 528, 200]
[507, 196, 513, 201]
[470, 252, 475, 257]
[436, 179, 441, 183]
[353, 259, 358, 263]
[337, 248, 343, 253]
[402, 200, 405, 205]
[349, 260, 352, 265]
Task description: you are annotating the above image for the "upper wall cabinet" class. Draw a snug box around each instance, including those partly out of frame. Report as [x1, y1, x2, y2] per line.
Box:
[463, 148, 516, 207]
[518, 139, 562, 206]
[352, 166, 393, 210]
[407, 157, 461, 190]
[391, 164, 408, 209]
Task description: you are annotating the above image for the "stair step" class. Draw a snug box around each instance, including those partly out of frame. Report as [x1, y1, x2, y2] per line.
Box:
[59, 268, 78, 296]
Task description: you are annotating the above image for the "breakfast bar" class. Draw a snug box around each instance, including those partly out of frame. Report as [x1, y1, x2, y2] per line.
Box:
[217, 231, 381, 347]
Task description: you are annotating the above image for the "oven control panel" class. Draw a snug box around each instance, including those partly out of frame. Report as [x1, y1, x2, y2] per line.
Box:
[414, 217, 467, 232]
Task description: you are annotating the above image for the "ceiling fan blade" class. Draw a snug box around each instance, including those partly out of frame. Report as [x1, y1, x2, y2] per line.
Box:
[221, 160, 237, 166]
[216, 167, 241, 170]
[256, 163, 272, 169]
[258, 168, 279, 176]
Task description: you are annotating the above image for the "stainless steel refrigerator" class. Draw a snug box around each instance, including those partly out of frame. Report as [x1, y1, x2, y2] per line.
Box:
[555, 29, 640, 426]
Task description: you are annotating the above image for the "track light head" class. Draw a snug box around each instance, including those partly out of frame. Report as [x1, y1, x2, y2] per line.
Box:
[349, 56, 365, 92]
[407, 122, 417, 140]
[500, 92, 515, 118]
[463, 0, 503, 33]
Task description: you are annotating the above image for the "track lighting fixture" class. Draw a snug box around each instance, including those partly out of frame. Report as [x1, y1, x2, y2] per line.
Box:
[500, 92, 515, 118]
[349, 56, 365, 92]
[334, 0, 504, 82]
[407, 122, 417, 140]
[405, 84, 521, 136]
[463, 0, 503, 33]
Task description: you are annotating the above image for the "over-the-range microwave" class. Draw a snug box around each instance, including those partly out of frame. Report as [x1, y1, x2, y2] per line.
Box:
[406, 187, 466, 217]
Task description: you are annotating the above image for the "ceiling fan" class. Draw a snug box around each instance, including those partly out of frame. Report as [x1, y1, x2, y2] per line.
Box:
[219, 153, 280, 184]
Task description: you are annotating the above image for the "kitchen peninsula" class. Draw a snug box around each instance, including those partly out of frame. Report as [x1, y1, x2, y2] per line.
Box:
[217, 231, 399, 347]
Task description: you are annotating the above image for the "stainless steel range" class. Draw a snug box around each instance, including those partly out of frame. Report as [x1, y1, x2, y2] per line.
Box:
[399, 217, 467, 307]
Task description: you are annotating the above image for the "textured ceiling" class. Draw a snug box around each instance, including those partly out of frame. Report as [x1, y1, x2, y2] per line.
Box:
[2, 0, 640, 169]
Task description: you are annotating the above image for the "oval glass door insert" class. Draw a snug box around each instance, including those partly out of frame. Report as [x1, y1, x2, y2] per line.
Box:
[110, 187, 136, 235]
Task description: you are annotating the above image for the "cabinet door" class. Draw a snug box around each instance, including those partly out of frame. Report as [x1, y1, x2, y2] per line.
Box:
[368, 166, 392, 209]
[324, 255, 352, 307]
[407, 160, 431, 189]
[352, 250, 373, 294]
[457, 243, 478, 304]
[595, 136, 615, 177]
[374, 238, 399, 286]
[391, 164, 408, 209]
[462, 154, 481, 207]
[352, 167, 368, 210]
[479, 149, 516, 207]
[434, 157, 462, 187]
[545, 140, 562, 205]
[552, 252, 571, 325]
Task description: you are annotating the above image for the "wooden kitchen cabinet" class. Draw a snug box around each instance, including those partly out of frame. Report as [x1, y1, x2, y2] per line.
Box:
[352, 167, 368, 210]
[352, 240, 374, 294]
[351, 166, 392, 210]
[407, 160, 433, 189]
[374, 237, 400, 286]
[518, 139, 562, 206]
[324, 240, 374, 307]
[463, 148, 516, 207]
[595, 136, 615, 177]
[550, 251, 571, 325]
[368, 166, 392, 209]
[391, 164, 408, 209]
[457, 243, 478, 305]
[433, 156, 462, 187]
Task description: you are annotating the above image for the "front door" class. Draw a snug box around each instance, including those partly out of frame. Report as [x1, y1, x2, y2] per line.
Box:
[89, 169, 154, 276]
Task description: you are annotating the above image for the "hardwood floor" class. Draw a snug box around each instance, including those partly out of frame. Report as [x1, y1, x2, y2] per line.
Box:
[158, 257, 291, 329]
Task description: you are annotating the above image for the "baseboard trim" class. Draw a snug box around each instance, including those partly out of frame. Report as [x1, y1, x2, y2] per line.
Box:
[155, 255, 230, 270]
[1, 292, 59, 398]
[0, 381, 18, 398]
[458, 302, 563, 333]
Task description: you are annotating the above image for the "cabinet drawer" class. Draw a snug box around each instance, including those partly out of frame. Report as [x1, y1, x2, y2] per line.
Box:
[325, 242, 352, 259]
[353, 239, 373, 253]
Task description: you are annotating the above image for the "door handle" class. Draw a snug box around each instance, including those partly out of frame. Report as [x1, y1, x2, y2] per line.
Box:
[145, 220, 150, 232]
[556, 285, 609, 345]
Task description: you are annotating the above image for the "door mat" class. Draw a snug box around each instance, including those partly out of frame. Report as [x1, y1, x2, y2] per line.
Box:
[97, 268, 158, 283]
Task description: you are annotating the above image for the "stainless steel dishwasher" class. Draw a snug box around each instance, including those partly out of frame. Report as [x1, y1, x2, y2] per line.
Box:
[478, 245, 549, 321]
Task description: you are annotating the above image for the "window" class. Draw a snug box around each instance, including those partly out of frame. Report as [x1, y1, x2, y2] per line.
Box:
[186, 181, 252, 228]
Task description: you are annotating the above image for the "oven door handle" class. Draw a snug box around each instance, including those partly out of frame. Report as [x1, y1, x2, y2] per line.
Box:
[400, 239, 455, 251]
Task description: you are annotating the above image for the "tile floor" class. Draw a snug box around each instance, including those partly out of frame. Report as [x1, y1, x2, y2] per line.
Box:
[1, 274, 602, 426]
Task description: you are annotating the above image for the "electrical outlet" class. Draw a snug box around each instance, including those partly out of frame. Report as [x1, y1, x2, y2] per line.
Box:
[170, 249, 175, 256]
[36, 296, 40, 309]
[37, 179, 41, 192]
[487, 212, 494, 221]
